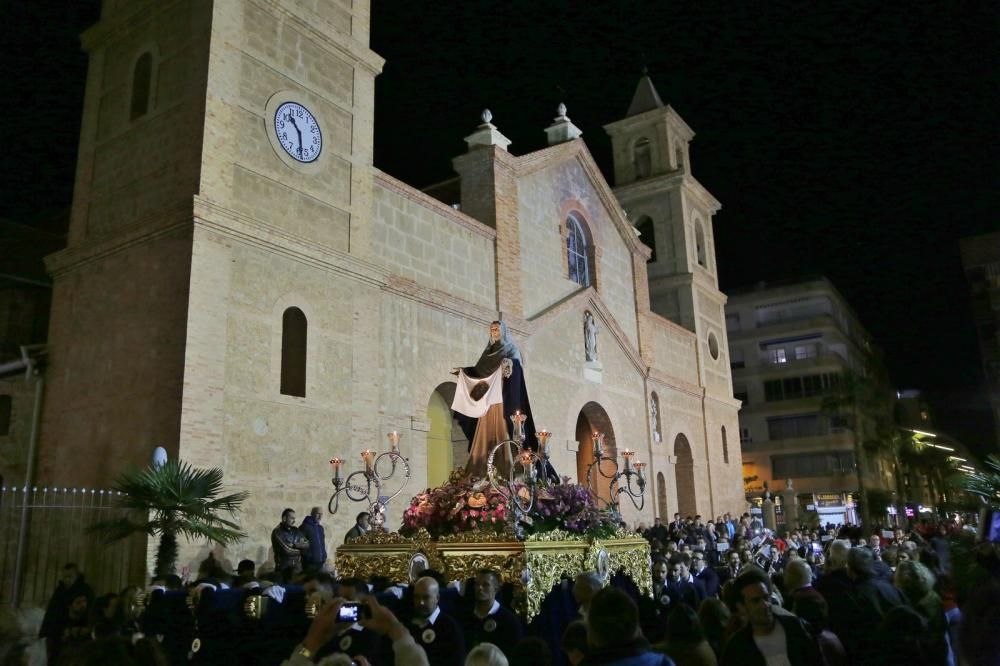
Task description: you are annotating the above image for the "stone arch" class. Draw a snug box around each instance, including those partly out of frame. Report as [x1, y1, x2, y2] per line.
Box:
[426, 382, 469, 487]
[574, 401, 617, 506]
[674, 434, 696, 517]
[656, 471, 668, 520]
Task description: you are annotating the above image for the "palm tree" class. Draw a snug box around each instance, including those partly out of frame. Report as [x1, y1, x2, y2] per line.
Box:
[952, 454, 1000, 509]
[89, 460, 250, 576]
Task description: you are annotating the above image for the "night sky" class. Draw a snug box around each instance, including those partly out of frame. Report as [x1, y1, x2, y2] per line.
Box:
[4, 2, 997, 453]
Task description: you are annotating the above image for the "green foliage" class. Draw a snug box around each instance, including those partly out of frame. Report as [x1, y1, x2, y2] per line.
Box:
[88, 460, 249, 575]
[950, 454, 1000, 509]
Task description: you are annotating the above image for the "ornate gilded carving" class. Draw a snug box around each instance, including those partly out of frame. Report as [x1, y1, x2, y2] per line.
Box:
[335, 532, 649, 622]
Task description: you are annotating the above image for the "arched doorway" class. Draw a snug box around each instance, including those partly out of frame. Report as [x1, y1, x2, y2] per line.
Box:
[674, 434, 697, 517]
[656, 472, 668, 520]
[426, 383, 470, 488]
[574, 402, 617, 507]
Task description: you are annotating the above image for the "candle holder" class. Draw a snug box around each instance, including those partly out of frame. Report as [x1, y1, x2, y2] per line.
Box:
[585, 432, 646, 518]
[485, 418, 554, 533]
[328, 432, 411, 529]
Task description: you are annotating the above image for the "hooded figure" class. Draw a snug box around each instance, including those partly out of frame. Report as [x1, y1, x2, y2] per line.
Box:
[452, 321, 555, 480]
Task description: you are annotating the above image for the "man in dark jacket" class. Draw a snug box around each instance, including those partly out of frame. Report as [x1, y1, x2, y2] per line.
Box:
[300, 506, 328, 571]
[39, 563, 93, 664]
[582, 587, 675, 665]
[460, 569, 523, 658]
[272, 508, 310, 579]
[721, 569, 821, 666]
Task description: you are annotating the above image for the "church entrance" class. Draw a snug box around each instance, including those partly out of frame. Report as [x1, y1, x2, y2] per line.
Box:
[674, 434, 697, 517]
[574, 402, 617, 506]
[426, 383, 470, 488]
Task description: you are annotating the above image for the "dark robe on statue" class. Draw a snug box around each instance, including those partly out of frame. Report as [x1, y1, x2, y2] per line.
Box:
[452, 321, 557, 482]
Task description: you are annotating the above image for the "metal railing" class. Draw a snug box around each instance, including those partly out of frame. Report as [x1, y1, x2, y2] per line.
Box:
[0, 486, 145, 609]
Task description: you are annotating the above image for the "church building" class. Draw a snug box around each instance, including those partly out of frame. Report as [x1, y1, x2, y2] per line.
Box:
[37, 0, 743, 569]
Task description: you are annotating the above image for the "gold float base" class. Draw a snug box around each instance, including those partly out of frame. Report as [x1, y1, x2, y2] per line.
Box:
[335, 528, 651, 621]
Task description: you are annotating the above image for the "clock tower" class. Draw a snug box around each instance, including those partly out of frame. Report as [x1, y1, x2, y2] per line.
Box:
[40, 1, 383, 485]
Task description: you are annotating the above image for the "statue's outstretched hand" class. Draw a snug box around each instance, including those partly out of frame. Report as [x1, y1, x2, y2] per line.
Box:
[450, 367, 460, 376]
[501, 358, 513, 378]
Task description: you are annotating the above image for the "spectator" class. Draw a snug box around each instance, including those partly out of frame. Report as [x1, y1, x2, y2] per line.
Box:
[875, 605, 939, 666]
[299, 506, 328, 571]
[344, 512, 371, 543]
[465, 642, 509, 666]
[782, 559, 822, 614]
[89, 593, 121, 638]
[654, 604, 716, 666]
[719, 569, 820, 666]
[691, 553, 719, 599]
[667, 554, 705, 610]
[792, 594, 846, 666]
[61, 635, 168, 666]
[508, 636, 553, 666]
[582, 587, 674, 665]
[271, 508, 310, 579]
[283, 596, 428, 666]
[893, 560, 950, 664]
[40, 563, 92, 664]
[561, 619, 589, 666]
[696, 599, 730, 661]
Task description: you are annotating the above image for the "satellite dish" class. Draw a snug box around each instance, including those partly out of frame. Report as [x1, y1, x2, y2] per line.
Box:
[152, 447, 168, 468]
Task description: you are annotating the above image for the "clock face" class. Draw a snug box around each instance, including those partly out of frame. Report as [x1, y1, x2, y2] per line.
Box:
[273, 102, 322, 163]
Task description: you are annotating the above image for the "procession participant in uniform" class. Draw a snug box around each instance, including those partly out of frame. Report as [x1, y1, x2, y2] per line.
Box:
[407, 576, 465, 666]
[460, 569, 522, 658]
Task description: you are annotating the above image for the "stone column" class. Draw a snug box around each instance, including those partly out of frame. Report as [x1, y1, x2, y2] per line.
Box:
[781, 479, 798, 528]
[762, 495, 776, 532]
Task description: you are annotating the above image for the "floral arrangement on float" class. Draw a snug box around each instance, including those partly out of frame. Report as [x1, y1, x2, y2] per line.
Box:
[400, 471, 619, 540]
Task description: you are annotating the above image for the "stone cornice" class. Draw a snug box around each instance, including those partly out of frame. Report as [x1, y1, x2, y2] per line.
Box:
[383, 275, 498, 327]
[45, 202, 194, 278]
[602, 105, 695, 141]
[374, 171, 496, 240]
[646, 368, 704, 399]
[192, 196, 388, 287]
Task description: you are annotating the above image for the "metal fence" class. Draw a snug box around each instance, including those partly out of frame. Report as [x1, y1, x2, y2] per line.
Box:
[0, 486, 146, 609]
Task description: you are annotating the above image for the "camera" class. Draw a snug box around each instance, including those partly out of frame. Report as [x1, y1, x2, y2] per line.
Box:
[337, 602, 370, 623]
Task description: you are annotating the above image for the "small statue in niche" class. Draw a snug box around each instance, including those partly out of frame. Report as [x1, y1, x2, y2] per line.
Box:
[584, 311, 598, 362]
[650, 396, 661, 443]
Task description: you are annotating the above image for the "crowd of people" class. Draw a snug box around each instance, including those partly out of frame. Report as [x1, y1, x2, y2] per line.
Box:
[4, 510, 999, 666]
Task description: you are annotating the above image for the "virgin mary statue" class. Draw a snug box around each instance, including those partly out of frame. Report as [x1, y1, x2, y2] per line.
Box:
[451, 321, 540, 479]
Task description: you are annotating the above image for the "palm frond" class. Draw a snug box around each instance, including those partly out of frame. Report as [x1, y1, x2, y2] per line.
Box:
[87, 515, 153, 543]
[104, 459, 249, 548]
[950, 454, 1000, 508]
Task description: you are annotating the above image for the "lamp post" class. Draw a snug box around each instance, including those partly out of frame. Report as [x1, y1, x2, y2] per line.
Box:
[328, 432, 411, 529]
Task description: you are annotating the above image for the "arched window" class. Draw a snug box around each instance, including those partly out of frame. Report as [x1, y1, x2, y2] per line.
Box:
[280, 307, 307, 397]
[721, 426, 729, 464]
[674, 143, 685, 171]
[635, 215, 656, 263]
[566, 215, 590, 287]
[695, 221, 707, 268]
[130, 52, 154, 120]
[633, 137, 651, 180]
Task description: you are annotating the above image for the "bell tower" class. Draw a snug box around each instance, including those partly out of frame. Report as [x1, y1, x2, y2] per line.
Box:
[604, 73, 732, 396]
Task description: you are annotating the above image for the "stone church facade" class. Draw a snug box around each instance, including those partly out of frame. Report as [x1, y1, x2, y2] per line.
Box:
[37, 0, 743, 569]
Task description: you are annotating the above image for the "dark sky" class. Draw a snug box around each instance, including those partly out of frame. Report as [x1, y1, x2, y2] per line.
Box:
[4, 2, 998, 451]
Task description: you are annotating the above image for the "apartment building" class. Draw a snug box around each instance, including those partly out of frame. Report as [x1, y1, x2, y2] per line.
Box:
[726, 277, 895, 526]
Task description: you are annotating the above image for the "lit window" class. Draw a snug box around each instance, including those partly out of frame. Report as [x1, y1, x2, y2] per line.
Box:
[794, 344, 817, 360]
[695, 222, 707, 267]
[768, 349, 787, 365]
[566, 216, 590, 287]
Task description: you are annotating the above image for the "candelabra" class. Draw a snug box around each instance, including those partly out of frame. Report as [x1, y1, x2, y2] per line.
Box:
[328, 431, 411, 529]
[585, 431, 646, 517]
[486, 412, 553, 521]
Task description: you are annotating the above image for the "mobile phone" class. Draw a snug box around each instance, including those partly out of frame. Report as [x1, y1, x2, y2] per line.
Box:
[338, 602, 362, 622]
[980, 509, 1000, 544]
[811, 542, 822, 556]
